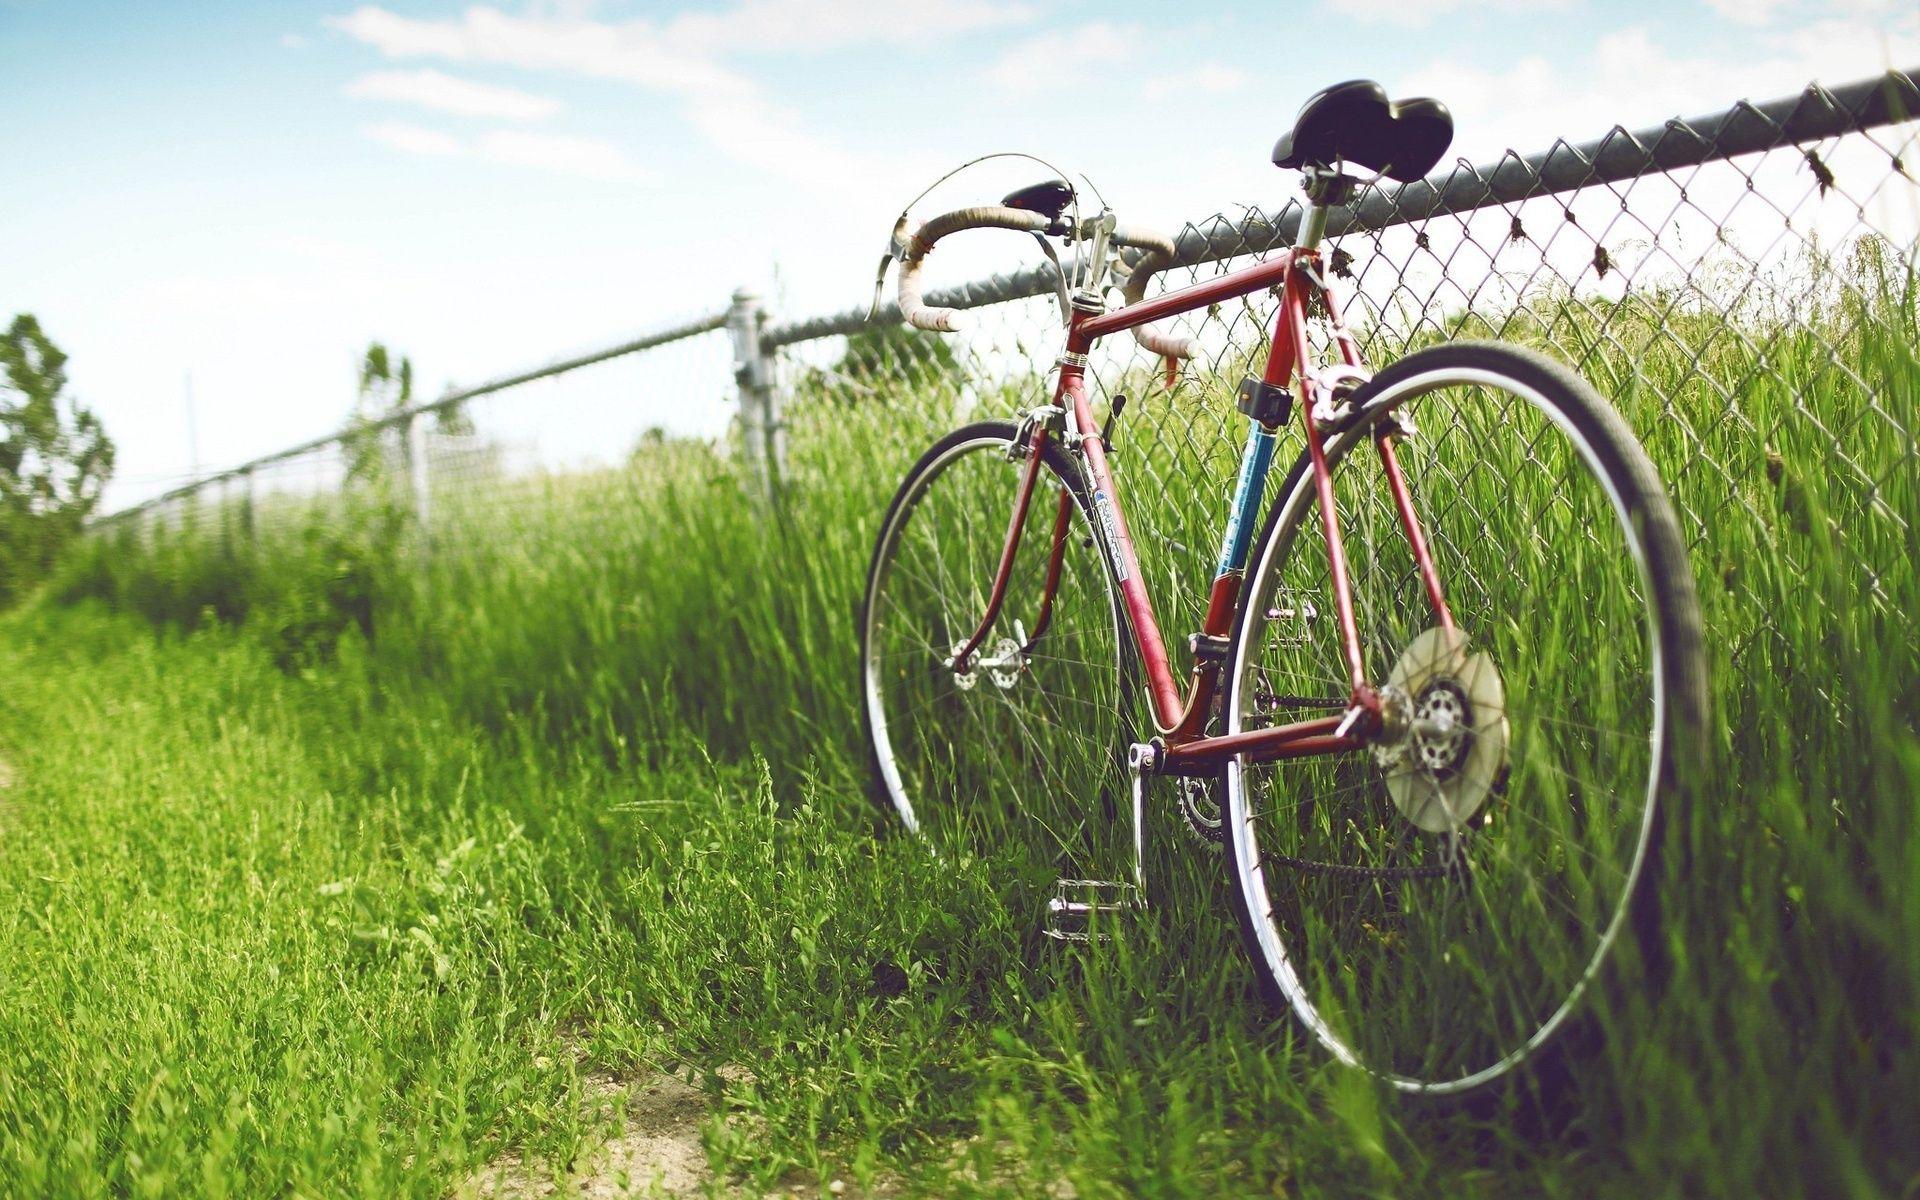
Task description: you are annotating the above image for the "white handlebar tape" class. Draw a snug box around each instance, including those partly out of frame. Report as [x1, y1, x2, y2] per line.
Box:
[896, 206, 1048, 333]
[893, 206, 1195, 359]
[1115, 231, 1199, 361]
[1134, 323, 1202, 360]
[899, 259, 966, 332]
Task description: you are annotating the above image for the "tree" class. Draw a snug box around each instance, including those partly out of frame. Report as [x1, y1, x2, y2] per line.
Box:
[344, 341, 413, 486]
[0, 314, 115, 604]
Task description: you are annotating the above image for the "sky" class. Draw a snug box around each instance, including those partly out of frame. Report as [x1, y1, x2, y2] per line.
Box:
[3, 0, 1917, 510]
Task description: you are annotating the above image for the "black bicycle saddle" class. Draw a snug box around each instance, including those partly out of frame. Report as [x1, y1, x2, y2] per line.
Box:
[1271, 80, 1453, 184]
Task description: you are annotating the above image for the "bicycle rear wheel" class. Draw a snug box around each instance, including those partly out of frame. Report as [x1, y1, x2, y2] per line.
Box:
[861, 421, 1130, 863]
[1223, 341, 1707, 1094]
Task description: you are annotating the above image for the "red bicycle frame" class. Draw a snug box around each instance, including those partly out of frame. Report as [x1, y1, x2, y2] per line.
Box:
[955, 245, 1456, 776]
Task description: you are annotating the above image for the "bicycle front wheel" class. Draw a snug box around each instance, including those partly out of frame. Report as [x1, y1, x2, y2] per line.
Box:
[861, 421, 1130, 863]
[1223, 341, 1707, 1094]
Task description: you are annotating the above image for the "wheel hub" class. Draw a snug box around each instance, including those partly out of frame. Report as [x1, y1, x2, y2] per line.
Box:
[1413, 680, 1472, 777]
[1371, 627, 1509, 833]
[984, 636, 1025, 689]
[949, 621, 1028, 691]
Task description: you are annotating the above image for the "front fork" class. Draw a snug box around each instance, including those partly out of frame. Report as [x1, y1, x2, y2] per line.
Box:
[945, 414, 1056, 676]
[1022, 488, 1075, 654]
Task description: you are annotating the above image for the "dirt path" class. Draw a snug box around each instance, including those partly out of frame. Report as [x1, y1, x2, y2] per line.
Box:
[456, 1065, 889, 1199]
[459, 1069, 717, 1198]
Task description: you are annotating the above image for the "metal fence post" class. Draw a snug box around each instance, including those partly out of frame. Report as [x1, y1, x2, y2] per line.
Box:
[239, 467, 256, 545]
[217, 475, 234, 556]
[404, 412, 432, 535]
[727, 287, 783, 501]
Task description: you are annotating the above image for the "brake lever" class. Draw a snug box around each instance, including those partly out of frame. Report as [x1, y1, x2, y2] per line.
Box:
[866, 212, 916, 322]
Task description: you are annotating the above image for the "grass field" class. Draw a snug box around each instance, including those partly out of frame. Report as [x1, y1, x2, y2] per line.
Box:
[5, 252, 1917, 1196]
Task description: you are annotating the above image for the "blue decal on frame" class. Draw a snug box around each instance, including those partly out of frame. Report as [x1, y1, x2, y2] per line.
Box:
[1215, 421, 1278, 577]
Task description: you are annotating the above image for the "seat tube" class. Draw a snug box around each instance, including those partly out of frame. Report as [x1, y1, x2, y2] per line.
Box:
[1211, 249, 1309, 592]
[1211, 419, 1279, 594]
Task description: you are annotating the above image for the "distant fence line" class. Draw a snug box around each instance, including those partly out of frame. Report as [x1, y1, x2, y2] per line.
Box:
[95, 67, 1918, 550]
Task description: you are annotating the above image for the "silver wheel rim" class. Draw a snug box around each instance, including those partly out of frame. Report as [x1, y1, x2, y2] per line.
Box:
[1224, 366, 1669, 1094]
[863, 431, 1126, 849]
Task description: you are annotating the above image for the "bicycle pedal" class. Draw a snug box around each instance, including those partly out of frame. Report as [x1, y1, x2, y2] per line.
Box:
[1043, 879, 1142, 943]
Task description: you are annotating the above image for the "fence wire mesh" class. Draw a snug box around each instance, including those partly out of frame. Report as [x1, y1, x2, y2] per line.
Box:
[776, 71, 1920, 704]
[102, 314, 738, 543]
[94, 71, 1919, 720]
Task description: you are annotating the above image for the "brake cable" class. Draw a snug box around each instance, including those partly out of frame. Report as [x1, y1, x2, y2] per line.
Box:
[867, 151, 1090, 324]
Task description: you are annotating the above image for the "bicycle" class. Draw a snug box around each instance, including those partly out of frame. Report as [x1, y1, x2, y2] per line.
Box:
[858, 80, 1709, 1094]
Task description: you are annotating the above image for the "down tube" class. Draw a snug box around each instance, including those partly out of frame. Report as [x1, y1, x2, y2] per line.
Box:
[1062, 371, 1184, 728]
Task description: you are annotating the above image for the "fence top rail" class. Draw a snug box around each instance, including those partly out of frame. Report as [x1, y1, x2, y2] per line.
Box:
[93, 66, 1918, 526]
[761, 67, 1919, 349]
[97, 307, 730, 525]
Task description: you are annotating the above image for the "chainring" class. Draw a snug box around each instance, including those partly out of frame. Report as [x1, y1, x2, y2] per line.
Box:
[1176, 774, 1225, 847]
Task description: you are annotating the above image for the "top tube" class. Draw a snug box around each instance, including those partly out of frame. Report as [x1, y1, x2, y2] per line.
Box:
[1073, 249, 1305, 348]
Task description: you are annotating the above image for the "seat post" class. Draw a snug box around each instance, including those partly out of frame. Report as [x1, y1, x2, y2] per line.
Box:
[1297, 203, 1331, 252]
[1296, 166, 1360, 253]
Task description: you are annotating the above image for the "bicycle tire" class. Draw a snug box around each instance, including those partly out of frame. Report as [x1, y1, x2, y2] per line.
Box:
[860, 420, 1133, 864]
[1221, 340, 1708, 1094]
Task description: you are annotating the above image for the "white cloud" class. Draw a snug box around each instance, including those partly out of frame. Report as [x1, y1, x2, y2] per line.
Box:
[663, 0, 1034, 54]
[1142, 65, 1250, 103]
[983, 22, 1140, 96]
[984, 25, 1250, 105]
[361, 121, 653, 184]
[363, 120, 463, 157]
[1700, 0, 1903, 24]
[475, 129, 656, 183]
[326, 3, 1004, 194]
[325, 5, 751, 100]
[324, 1, 1028, 100]
[346, 68, 562, 120]
[1406, 12, 1920, 163]
[1324, 0, 1571, 27]
[279, 33, 308, 49]
[1703, 0, 1792, 24]
[1776, 14, 1920, 78]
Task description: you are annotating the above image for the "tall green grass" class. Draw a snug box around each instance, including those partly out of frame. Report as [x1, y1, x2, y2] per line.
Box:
[25, 258, 1920, 1195]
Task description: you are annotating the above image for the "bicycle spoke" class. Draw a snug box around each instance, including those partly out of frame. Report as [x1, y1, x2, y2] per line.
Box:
[1222, 352, 1694, 1092]
[865, 427, 1127, 876]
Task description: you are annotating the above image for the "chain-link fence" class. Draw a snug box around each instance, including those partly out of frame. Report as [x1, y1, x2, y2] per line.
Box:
[102, 308, 739, 546]
[96, 70, 1919, 693]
